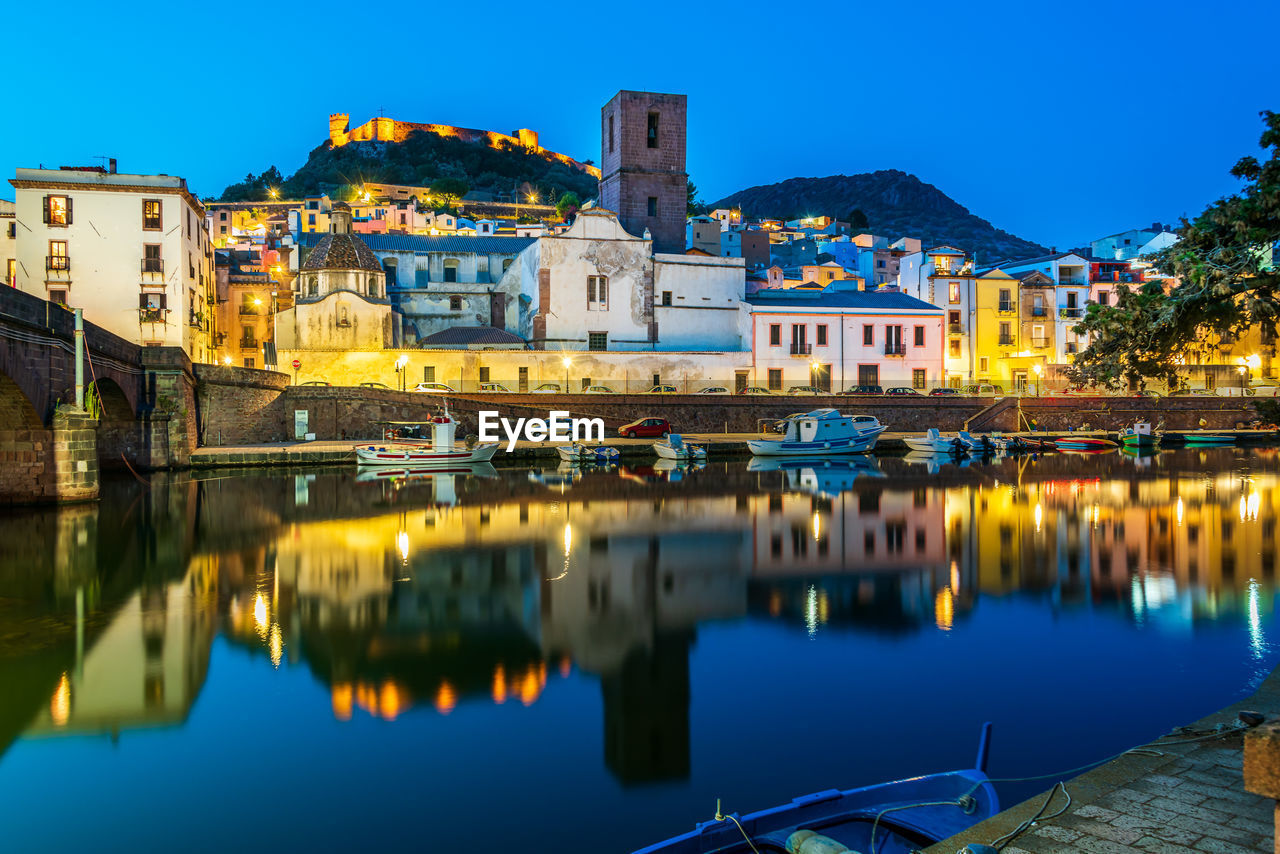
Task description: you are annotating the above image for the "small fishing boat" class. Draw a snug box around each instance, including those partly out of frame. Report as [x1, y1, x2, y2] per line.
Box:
[1118, 422, 1158, 448]
[1055, 436, 1117, 452]
[1182, 432, 1235, 446]
[557, 443, 621, 464]
[633, 724, 998, 854]
[957, 430, 997, 453]
[357, 412, 499, 466]
[747, 409, 885, 457]
[654, 434, 707, 461]
[903, 428, 964, 454]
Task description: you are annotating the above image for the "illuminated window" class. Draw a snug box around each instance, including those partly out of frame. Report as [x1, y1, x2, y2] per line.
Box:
[6, 259, 15, 287]
[949, 282, 961, 303]
[143, 199, 162, 230]
[47, 240, 68, 271]
[44, 195, 70, 226]
[949, 339, 960, 357]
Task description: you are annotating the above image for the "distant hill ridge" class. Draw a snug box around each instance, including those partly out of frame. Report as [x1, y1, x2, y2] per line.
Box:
[711, 169, 1049, 263]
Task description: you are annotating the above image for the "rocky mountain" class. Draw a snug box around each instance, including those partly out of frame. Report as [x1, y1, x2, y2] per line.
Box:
[710, 170, 1049, 263]
[218, 130, 599, 205]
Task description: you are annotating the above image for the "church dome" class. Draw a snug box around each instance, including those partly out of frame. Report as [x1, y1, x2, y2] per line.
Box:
[301, 232, 383, 273]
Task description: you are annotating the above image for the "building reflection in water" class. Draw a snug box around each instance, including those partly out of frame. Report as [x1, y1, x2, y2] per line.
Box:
[0, 451, 1276, 786]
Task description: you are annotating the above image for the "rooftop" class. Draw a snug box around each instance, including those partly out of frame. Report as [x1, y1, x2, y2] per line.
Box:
[298, 231, 534, 255]
[748, 285, 942, 313]
[417, 326, 526, 347]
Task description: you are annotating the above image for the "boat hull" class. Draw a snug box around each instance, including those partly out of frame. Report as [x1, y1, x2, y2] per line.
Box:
[1055, 437, 1116, 452]
[903, 437, 961, 454]
[356, 443, 500, 466]
[654, 443, 706, 461]
[748, 427, 885, 457]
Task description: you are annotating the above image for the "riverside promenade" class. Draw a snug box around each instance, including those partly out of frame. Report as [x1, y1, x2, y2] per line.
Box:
[925, 665, 1280, 854]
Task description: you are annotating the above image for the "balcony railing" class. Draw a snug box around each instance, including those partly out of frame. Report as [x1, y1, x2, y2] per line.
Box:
[239, 306, 260, 316]
[1030, 307, 1046, 317]
[884, 343, 906, 356]
[790, 342, 812, 356]
[139, 308, 165, 323]
[948, 323, 963, 334]
[998, 334, 1015, 346]
[239, 337, 258, 350]
[1060, 307, 1083, 318]
[46, 255, 70, 272]
[1032, 336, 1050, 348]
[141, 258, 163, 275]
[997, 303, 1014, 313]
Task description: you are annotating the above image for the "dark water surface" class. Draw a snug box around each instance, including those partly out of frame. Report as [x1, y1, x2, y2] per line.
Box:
[0, 448, 1277, 853]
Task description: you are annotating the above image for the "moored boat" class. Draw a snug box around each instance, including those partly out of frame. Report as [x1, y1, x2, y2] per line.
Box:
[632, 724, 998, 854]
[1055, 436, 1117, 452]
[1182, 432, 1235, 446]
[654, 434, 707, 461]
[356, 412, 500, 466]
[557, 443, 621, 464]
[747, 409, 885, 457]
[903, 428, 964, 454]
[1118, 422, 1158, 448]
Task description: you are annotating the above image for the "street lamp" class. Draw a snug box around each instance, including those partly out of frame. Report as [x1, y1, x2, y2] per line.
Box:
[1032, 362, 1043, 397]
[562, 356, 571, 393]
[395, 353, 409, 391]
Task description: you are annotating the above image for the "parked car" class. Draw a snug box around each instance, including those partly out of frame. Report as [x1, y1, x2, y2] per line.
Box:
[696, 386, 731, 395]
[358, 381, 390, 389]
[929, 388, 960, 396]
[1136, 389, 1164, 398]
[530, 383, 561, 393]
[1170, 387, 1212, 396]
[1250, 386, 1280, 397]
[300, 380, 330, 387]
[884, 387, 922, 396]
[411, 382, 455, 393]
[618, 417, 672, 439]
[838, 385, 883, 396]
[478, 382, 511, 393]
[960, 383, 1003, 396]
[737, 386, 773, 395]
[645, 385, 679, 394]
[583, 385, 615, 394]
[787, 386, 825, 396]
[1215, 387, 1255, 397]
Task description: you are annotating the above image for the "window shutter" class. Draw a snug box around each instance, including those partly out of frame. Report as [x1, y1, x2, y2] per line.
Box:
[600, 278, 608, 306]
[42, 196, 50, 224]
[66, 197, 73, 224]
[586, 277, 595, 304]
[139, 293, 148, 309]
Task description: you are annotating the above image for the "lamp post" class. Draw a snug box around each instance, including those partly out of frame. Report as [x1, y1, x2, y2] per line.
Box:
[396, 353, 409, 391]
[562, 356, 571, 394]
[1032, 362, 1043, 397]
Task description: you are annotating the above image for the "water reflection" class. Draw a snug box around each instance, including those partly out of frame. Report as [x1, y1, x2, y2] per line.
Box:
[0, 450, 1277, 850]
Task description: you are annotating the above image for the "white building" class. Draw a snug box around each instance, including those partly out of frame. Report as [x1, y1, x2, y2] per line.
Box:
[8, 166, 216, 362]
[897, 246, 975, 384]
[747, 282, 945, 392]
[997, 252, 1091, 364]
[1, 199, 14, 287]
[1091, 225, 1179, 261]
[510, 208, 749, 352]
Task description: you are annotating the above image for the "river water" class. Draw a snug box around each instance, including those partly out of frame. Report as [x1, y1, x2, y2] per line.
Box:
[0, 448, 1275, 852]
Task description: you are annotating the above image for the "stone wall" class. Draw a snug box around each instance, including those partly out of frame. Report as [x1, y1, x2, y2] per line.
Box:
[195, 364, 292, 445]
[1020, 396, 1255, 431]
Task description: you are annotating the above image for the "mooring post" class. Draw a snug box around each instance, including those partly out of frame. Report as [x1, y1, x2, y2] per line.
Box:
[73, 308, 85, 410]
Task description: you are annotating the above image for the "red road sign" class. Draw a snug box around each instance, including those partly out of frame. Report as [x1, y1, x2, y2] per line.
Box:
[291, 359, 301, 369]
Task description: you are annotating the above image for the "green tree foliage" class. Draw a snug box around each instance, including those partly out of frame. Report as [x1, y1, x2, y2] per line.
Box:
[429, 177, 470, 205]
[220, 165, 286, 202]
[220, 130, 598, 205]
[556, 192, 580, 221]
[687, 179, 705, 216]
[1069, 110, 1280, 389]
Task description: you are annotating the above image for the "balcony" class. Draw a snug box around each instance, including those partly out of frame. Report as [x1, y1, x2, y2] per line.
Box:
[998, 334, 1015, 346]
[948, 323, 963, 334]
[1030, 307, 1046, 317]
[884, 343, 906, 356]
[139, 308, 165, 324]
[1032, 336, 1050, 348]
[46, 255, 70, 273]
[997, 302, 1015, 313]
[239, 306, 261, 316]
[1060, 307, 1083, 319]
[239, 337, 258, 350]
[141, 258, 163, 275]
[790, 342, 812, 356]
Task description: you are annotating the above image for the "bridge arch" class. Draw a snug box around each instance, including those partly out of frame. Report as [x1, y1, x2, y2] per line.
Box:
[0, 368, 55, 502]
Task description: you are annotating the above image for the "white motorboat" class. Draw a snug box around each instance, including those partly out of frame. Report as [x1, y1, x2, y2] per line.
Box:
[557, 444, 621, 464]
[654, 434, 707, 461]
[903, 428, 964, 454]
[747, 409, 886, 456]
[356, 411, 499, 466]
[957, 431, 995, 453]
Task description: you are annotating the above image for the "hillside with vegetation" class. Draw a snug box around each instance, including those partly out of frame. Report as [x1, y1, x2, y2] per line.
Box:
[711, 169, 1049, 263]
[217, 130, 600, 205]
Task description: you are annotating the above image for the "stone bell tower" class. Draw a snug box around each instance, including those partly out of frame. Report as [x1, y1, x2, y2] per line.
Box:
[599, 91, 688, 254]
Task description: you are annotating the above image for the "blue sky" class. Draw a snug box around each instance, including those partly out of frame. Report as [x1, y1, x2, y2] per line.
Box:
[5, 0, 1276, 250]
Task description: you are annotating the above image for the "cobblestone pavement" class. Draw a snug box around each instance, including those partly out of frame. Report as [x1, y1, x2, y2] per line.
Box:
[928, 667, 1280, 854]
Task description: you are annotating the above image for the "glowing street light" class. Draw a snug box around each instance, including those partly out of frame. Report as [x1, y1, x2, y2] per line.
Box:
[1032, 362, 1043, 397]
[395, 353, 410, 391]
[562, 356, 571, 393]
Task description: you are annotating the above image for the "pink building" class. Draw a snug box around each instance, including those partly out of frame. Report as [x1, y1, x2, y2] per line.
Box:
[748, 282, 945, 392]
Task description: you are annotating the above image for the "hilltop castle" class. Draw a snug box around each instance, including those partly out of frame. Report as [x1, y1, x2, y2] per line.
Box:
[327, 113, 601, 179]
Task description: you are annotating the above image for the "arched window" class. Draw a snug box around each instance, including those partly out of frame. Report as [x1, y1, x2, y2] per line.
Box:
[443, 258, 459, 283]
[307, 275, 318, 297]
[368, 275, 376, 297]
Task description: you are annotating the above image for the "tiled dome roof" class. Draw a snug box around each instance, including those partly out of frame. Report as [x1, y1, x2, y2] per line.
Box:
[301, 233, 383, 272]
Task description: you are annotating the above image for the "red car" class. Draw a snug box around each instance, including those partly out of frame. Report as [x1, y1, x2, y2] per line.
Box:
[618, 417, 672, 438]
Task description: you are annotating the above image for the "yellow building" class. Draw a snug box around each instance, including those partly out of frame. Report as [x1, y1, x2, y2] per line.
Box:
[972, 269, 1040, 391]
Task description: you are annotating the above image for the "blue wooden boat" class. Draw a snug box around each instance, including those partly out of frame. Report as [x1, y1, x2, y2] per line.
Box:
[632, 725, 998, 854]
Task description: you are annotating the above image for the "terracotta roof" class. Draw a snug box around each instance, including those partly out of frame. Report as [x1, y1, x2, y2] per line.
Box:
[301, 232, 384, 272]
